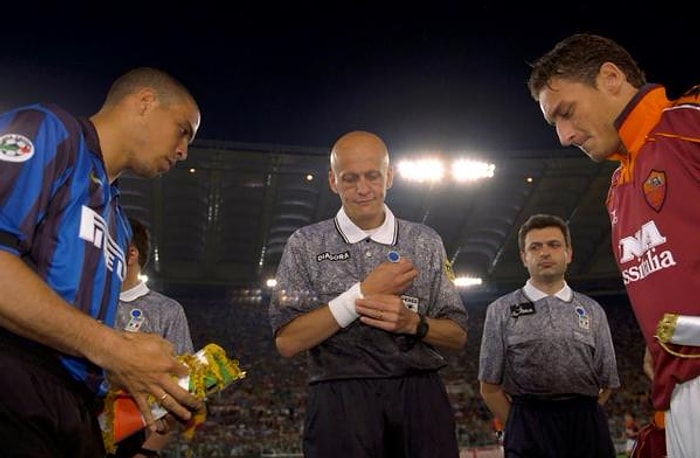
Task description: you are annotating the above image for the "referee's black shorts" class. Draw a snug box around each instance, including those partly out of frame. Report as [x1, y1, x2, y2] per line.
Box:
[504, 395, 616, 458]
[303, 371, 459, 458]
[0, 330, 105, 458]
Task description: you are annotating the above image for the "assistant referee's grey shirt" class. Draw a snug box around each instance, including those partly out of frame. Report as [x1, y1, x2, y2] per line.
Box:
[478, 281, 620, 398]
[116, 281, 194, 355]
[269, 205, 468, 383]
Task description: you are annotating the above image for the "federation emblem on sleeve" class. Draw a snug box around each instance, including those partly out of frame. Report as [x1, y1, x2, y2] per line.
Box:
[643, 170, 666, 212]
[444, 258, 456, 283]
[0, 134, 34, 162]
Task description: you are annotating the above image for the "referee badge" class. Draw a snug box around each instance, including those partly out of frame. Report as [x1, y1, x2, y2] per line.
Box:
[387, 250, 401, 263]
[575, 305, 590, 330]
[401, 295, 419, 312]
[125, 308, 145, 332]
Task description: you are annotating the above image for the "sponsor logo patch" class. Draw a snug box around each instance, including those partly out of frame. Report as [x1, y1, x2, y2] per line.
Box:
[89, 171, 103, 186]
[0, 134, 34, 162]
[79, 206, 127, 280]
[316, 251, 350, 262]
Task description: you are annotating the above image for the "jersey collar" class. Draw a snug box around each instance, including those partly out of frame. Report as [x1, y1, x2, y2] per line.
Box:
[523, 279, 572, 301]
[335, 204, 397, 245]
[609, 84, 672, 184]
[120, 281, 150, 302]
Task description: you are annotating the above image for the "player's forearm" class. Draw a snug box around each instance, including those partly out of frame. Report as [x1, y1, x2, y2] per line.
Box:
[0, 250, 119, 360]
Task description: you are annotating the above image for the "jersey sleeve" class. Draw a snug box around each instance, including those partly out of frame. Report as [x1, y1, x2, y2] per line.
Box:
[0, 105, 75, 254]
[592, 301, 621, 389]
[164, 300, 195, 355]
[478, 298, 507, 384]
[426, 233, 469, 330]
[267, 230, 321, 334]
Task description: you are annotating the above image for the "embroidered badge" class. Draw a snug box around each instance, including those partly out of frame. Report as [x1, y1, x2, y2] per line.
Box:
[444, 258, 456, 283]
[401, 295, 419, 312]
[387, 250, 401, 263]
[575, 305, 590, 330]
[643, 170, 666, 212]
[125, 308, 145, 332]
[0, 134, 34, 162]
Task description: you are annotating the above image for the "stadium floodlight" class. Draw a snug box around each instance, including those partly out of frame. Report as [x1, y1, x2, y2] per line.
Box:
[396, 156, 495, 184]
[453, 276, 483, 288]
[396, 158, 445, 183]
[451, 159, 495, 182]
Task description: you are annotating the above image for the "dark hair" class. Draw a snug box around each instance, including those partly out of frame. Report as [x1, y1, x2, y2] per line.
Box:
[518, 214, 571, 251]
[128, 217, 151, 269]
[103, 67, 196, 109]
[527, 33, 646, 100]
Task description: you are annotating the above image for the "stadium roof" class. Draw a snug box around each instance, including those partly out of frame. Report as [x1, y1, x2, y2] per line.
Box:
[119, 139, 624, 300]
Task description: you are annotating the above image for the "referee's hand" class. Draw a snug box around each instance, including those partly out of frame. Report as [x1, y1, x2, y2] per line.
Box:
[362, 258, 418, 296]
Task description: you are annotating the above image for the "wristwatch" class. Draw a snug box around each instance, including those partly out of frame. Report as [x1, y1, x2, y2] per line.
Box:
[415, 313, 429, 340]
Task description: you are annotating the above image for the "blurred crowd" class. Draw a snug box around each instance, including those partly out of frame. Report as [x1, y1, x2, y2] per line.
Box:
[161, 290, 651, 456]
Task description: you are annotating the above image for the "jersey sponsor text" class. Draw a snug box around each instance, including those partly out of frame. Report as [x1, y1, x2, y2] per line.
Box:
[317, 251, 350, 262]
[618, 220, 676, 284]
[79, 206, 126, 280]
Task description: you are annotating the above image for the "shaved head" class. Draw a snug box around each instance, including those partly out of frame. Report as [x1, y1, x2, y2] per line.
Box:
[328, 130, 393, 229]
[330, 130, 389, 174]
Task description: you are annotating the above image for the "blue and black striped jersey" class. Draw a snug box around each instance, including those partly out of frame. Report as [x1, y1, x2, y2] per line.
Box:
[0, 103, 131, 394]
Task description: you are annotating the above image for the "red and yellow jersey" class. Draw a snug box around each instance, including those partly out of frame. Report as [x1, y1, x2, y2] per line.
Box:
[606, 84, 700, 410]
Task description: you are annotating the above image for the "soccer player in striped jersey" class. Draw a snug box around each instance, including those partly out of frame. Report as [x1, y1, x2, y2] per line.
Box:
[0, 67, 202, 456]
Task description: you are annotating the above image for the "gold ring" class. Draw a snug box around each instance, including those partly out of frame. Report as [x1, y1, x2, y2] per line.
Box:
[159, 393, 169, 403]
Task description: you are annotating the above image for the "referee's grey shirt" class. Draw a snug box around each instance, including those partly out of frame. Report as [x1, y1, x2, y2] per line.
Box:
[269, 205, 468, 383]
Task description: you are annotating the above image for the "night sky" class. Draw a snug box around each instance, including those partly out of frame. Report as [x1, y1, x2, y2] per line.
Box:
[1, 2, 696, 155]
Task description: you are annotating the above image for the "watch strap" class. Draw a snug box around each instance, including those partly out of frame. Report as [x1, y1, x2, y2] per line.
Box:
[415, 313, 429, 340]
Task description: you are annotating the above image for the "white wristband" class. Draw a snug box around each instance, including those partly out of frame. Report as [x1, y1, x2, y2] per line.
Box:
[328, 282, 364, 328]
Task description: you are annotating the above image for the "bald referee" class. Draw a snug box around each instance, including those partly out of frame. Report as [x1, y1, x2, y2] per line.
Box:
[268, 130, 468, 458]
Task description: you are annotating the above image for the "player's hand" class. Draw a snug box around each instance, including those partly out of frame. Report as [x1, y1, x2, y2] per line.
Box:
[103, 332, 201, 431]
[361, 258, 418, 295]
